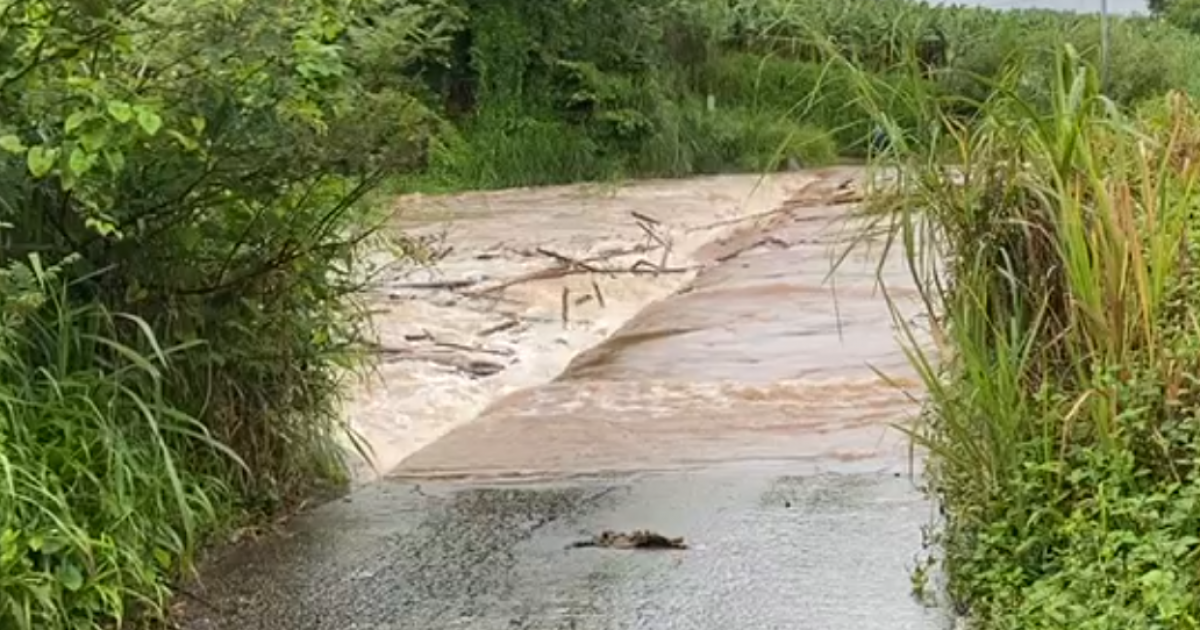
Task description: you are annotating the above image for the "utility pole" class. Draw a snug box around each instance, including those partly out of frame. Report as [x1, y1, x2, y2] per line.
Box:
[1100, 0, 1110, 92]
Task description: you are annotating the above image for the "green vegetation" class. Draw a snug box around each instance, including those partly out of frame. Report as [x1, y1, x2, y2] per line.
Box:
[1164, 0, 1200, 33]
[399, 0, 1200, 191]
[857, 42, 1200, 629]
[5, 0, 1200, 628]
[0, 0, 450, 626]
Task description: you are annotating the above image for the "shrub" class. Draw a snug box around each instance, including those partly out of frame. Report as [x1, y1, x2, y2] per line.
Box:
[853, 43, 1200, 628]
[0, 0, 456, 625]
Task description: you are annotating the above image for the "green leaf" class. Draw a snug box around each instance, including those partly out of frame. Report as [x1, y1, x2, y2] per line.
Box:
[0, 134, 26, 154]
[65, 110, 90, 133]
[134, 105, 163, 136]
[69, 146, 94, 176]
[58, 563, 85, 592]
[153, 548, 172, 569]
[40, 537, 66, 555]
[26, 146, 58, 178]
[168, 130, 199, 151]
[190, 116, 207, 134]
[84, 216, 119, 237]
[81, 126, 110, 152]
[107, 99, 134, 123]
[104, 149, 126, 174]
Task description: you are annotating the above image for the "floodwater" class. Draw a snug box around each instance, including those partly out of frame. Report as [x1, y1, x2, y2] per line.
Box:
[176, 169, 946, 629]
[343, 170, 895, 480]
[392, 169, 927, 480]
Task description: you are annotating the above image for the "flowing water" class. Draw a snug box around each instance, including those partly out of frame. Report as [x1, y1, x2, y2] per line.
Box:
[344, 171, 885, 479]
[391, 172, 928, 480]
[178, 168, 946, 630]
[344, 166, 928, 482]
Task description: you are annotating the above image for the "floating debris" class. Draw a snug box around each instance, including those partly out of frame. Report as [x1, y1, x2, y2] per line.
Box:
[566, 529, 688, 551]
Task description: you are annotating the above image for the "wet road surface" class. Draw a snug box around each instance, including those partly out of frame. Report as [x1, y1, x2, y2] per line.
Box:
[182, 469, 944, 630]
[178, 169, 947, 629]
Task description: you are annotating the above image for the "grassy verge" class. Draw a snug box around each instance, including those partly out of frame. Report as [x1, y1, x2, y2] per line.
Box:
[857, 44, 1200, 628]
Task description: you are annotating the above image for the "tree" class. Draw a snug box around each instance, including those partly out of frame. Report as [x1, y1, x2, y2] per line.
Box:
[1164, 0, 1200, 33]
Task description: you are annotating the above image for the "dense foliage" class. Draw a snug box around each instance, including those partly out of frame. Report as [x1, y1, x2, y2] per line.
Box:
[858, 46, 1200, 628]
[383, 0, 1200, 191]
[0, 0, 452, 626]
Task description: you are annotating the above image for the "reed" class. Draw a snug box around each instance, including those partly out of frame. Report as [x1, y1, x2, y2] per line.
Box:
[846, 42, 1200, 627]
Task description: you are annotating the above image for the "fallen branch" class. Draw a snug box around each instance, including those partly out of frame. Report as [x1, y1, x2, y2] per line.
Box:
[434, 340, 514, 357]
[372, 347, 508, 378]
[713, 235, 793, 263]
[469, 261, 694, 295]
[537, 247, 601, 272]
[590, 242, 661, 260]
[478, 319, 521, 337]
[591, 280, 606, 308]
[688, 207, 790, 233]
[389, 278, 480, 291]
[657, 239, 673, 274]
[567, 529, 687, 551]
[630, 210, 661, 226]
[636, 220, 668, 247]
[561, 286, 570, 328]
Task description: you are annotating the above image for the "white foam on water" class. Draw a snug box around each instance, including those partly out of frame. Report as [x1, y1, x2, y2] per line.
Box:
[340, 171, 845, 482]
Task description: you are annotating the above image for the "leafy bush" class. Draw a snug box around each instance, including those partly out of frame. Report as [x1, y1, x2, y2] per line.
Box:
[728, 0, 1200, 107]
[0, 0, 456, 626]
[0, 255, 229, 628]
[1165, 0, 1200, 34]
[418, 114, 617, 190]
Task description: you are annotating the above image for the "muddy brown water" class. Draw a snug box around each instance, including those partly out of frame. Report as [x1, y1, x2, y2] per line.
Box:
[343, 169, 919, 480]
[176, 169, 945, 630]
[391, 169, 926, 480]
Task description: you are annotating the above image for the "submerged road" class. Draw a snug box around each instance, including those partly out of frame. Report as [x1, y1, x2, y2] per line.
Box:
[178, 169, 949, 630]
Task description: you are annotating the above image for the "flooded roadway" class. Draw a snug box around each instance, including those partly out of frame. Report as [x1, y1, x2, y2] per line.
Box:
[177, 168, 947, 630]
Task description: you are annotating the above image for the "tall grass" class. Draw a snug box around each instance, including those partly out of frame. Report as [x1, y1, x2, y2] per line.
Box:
[848, 42, 1200, 627]
[0, 255, 240, 628]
